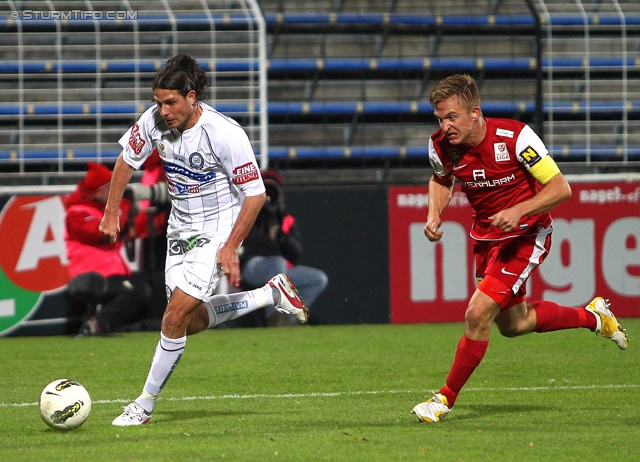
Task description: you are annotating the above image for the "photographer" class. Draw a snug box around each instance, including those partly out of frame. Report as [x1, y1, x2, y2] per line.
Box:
[239, 170, 328, 325]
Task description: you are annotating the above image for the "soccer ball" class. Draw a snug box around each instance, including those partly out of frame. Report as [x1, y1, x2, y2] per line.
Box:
[39, 379, 91, 431]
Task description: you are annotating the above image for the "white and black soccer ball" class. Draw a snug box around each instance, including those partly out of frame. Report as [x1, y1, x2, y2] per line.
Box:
[39, 379, 91, 431]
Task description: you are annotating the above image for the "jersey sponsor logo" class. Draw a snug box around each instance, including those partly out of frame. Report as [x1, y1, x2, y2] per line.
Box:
[128, 124, 146, 155]
[473, 170, 486, 181]
[520, 146, 542, 168]
[168, 236, 212, 255]
[494, 143, 509, 162]
[164, 162, 216, 183]
[168, 239, 189, 255]
[233, 162, 259, 185]
[167, 178, 201, 195]
[496, 128, 514, 138]
[189, 152, 205, 170]
[462, 173, 516, 189]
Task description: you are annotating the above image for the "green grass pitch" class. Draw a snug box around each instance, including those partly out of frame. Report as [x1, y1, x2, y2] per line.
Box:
[1, 320, 638, 461]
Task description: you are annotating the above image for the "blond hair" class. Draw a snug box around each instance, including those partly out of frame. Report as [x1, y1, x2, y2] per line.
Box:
[430, 74, 481, 112]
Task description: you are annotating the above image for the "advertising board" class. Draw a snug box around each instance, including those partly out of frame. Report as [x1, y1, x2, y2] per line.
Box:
[389, 179, 640, 323]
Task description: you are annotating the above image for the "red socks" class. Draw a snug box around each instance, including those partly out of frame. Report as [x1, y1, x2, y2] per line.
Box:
[438, 302, 597, 408]
[533, 300, 596, 332]
[439, 335, 488, 407]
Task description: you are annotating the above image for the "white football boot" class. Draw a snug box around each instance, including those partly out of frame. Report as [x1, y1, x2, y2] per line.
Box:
[412, 393, 452, 423]
[112, 401, 152, 426]
[268, 274, 309, 323]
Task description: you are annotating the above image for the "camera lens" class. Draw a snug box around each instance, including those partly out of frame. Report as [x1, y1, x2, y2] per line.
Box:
[265, 183, 280, 202]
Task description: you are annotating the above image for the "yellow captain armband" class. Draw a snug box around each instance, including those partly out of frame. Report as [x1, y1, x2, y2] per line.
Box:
[529, 155, 560, 184]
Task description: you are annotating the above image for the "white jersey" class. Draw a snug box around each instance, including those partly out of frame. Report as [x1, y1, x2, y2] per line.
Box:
[119, 103, 265, 237]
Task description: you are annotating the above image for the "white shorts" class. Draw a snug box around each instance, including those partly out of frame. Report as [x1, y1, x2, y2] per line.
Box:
[164, 231, 226, 302]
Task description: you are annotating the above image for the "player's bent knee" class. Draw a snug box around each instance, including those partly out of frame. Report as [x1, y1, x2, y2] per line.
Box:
[464, 304, 493, 332]
[496, 323, 520, 338]
[494, 298, 530, 338]
[186, 306, 209, 336]
[162, 291, 203, 334]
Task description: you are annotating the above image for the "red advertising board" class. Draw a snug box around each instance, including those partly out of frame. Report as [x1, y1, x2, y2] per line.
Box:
[389, 181, 640, 323]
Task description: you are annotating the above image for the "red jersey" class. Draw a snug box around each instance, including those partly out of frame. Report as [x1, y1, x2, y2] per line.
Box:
[429, 117, 555, 241]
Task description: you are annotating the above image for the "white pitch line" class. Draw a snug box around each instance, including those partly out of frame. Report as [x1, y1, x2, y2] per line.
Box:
[4, 383, 638, 408]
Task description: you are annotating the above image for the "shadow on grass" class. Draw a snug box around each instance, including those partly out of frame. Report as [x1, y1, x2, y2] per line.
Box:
[157, 408, 243, 423]
[117, 403, 556, 428]
[453, 403, 553, 421]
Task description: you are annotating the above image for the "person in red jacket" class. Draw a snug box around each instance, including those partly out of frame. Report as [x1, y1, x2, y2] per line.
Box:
[64, 162, 149, 335]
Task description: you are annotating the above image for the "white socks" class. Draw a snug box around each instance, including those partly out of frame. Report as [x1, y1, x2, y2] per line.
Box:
[137, 333, 186, 413]
[205, 286, 273, 328]
[134, 286, 275, 413]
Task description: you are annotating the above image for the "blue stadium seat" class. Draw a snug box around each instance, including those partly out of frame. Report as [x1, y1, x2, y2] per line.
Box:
[2, 143, 638, 163]
[0, 148, 121, 161]
[0, 55, 634, 76]
[1, 100, 635, 117]
[1, 11, 637, 167]
[549, 145, 640, 159]
[268, 145, 640, 161]
[268, 146, 429, 159]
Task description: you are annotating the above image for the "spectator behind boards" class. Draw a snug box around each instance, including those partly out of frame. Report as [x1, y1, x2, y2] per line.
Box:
[64, 162, 150, 335]
[239, 169, 328, 326]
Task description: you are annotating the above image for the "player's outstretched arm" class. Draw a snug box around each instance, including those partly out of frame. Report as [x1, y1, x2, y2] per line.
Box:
[99, 153, 134, 243]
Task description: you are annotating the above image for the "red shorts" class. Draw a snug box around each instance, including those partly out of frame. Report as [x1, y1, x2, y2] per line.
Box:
[475, 226, 552, 309]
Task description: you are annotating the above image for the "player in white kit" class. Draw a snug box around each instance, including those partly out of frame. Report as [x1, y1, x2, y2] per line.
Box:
[100, 55, 308, 426]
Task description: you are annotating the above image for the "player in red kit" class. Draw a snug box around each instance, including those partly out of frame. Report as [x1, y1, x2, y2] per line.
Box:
[412, 74, 628, 423]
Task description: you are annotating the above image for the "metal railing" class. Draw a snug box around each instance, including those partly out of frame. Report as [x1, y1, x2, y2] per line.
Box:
[0, 0, 268, 172]
[1, 0, 639, 172]
[530, 0, 640, 165]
